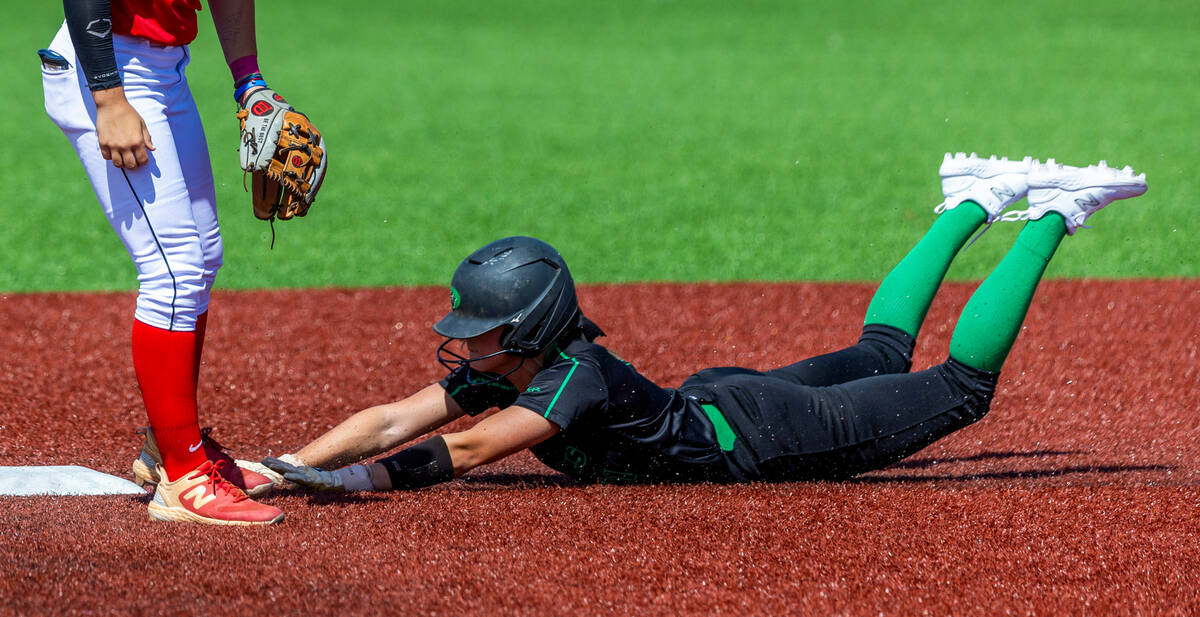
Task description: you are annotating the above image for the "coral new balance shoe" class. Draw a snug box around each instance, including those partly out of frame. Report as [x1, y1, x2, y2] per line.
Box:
[1023, 159, 1148, 235]
[935, 152, 1036, 222]
[147, 460, 284, 526]
[132, 427, 275, 497]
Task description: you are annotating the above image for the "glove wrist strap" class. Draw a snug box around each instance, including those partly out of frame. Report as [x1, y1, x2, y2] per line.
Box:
[333, 465, 374, 492]
[234, 72, 267, 104]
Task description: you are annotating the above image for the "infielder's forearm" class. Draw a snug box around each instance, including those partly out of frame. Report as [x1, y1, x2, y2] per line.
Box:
[208, 0, 257, 64]
[293, 384, 465, 469]
[64, 0, 154, 168]
[63, 0, 120, 90]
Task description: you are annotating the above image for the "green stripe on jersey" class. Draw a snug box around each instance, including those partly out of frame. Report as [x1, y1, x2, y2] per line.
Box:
[700, 404, 737, 452]
[544, 351, 580, 418]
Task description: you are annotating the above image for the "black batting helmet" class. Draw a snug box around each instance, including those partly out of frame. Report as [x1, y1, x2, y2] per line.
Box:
[433, 236, 580, 357]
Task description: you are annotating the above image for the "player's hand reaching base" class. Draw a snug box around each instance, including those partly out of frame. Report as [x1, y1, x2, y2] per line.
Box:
[262, 456, 345, 491]
[235, 456, 289, 487]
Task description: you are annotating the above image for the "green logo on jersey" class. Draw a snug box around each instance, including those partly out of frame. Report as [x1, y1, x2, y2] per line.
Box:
[450, 286, 461, 310]
[525, 386, 542, 392]
[563, 446, 588, 473]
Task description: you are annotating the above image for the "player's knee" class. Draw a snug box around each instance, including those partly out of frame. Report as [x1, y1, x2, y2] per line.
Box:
[134, 267, 210, 331]
[943, 358, 999, 422]
[858, 324, 916, 373]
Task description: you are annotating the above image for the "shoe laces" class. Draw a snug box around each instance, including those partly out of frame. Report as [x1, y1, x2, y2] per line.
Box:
[998, 209, 1031, 222]
[996, 208, 1091, 232]
[189, 460, 247, 502]
[941, 204, 1074, 249]
[932, 201, 1016, 248]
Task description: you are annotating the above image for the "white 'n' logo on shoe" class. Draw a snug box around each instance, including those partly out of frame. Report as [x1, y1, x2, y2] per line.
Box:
[1074, 193, 1100, 208]
[991, 184, 1015, 199]
[182, 485, 216, 509]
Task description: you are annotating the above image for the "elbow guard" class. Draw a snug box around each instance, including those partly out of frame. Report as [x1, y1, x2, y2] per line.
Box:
[377, 436, 454, 490]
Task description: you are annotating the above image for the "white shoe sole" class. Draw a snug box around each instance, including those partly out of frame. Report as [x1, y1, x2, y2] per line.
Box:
[1023, 159, 1147, 233]
[940, 152, 1033, 178]
[1028, 159, 1147, 192]
[147, 501, 284, 526]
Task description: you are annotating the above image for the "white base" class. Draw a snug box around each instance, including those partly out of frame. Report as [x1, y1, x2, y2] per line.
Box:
[0, 466, 144, 496]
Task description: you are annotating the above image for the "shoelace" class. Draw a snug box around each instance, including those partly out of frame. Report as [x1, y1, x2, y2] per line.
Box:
[935, 204, 1061, 248]
[932, 202, 1033, 221]
[188, 460, 247, 503]
[997, 209, 1032, 222]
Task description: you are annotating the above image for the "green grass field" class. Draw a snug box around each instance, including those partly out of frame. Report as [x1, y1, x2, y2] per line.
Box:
[2, 0, 1195, 292]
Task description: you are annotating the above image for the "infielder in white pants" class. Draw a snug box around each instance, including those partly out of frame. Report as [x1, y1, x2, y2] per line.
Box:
[41, 0, 311, 525]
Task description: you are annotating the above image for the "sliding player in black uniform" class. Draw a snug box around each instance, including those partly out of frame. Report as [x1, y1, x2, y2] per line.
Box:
[259, 153, 1147, 491]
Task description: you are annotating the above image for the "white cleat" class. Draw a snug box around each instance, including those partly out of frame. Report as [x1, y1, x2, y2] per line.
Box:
[1021, 159, 1148, 235]
[935, 152, 1037, 222]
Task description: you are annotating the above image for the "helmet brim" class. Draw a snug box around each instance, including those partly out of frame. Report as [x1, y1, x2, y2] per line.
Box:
[432, 311, 507, 340]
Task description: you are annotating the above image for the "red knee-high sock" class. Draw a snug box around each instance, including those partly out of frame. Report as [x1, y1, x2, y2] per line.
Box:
[132, 319, 206, 481]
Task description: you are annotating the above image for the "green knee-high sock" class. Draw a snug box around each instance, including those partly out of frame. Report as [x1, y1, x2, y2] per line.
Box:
[864, 204, 986, 338]
[949, 214, 1067, 372]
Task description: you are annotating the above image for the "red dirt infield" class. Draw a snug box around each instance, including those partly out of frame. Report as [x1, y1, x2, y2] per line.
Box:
[1, 280, 1197, 616]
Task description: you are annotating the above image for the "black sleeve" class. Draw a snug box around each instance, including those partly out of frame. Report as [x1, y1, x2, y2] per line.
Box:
[376, 436, 455, 490]
[63, 0, 121, 90]
[438, 367, 520, 416]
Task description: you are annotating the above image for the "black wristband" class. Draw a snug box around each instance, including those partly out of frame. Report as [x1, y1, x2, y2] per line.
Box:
[377, 436, 454, 490]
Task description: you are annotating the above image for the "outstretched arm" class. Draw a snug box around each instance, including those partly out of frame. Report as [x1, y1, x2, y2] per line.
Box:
[267, 405, 559, 492]
[441, 406, 559, 476]
[363, 406, 558, 491]
[290, 383, 467, 470]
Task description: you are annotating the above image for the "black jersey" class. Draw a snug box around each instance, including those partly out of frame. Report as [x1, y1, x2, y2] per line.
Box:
[439, 324, 1001, 485]
[439, 338, 734, 483]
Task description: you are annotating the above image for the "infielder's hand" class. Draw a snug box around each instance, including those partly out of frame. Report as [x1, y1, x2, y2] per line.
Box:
[93, 87, 155, 169]
[262, 456, 344, 491]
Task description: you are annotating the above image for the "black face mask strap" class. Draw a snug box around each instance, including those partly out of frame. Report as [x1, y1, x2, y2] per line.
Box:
[435, 338, 526, 384]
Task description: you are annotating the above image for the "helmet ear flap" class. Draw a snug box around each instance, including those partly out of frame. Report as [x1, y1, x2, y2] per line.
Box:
[495, 324, 519, 354]
[503, 271, 574, 356]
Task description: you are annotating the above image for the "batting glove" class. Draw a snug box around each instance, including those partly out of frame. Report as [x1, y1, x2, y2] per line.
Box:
[237, 453, 301, 486]
[262, 456, 344, 491]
